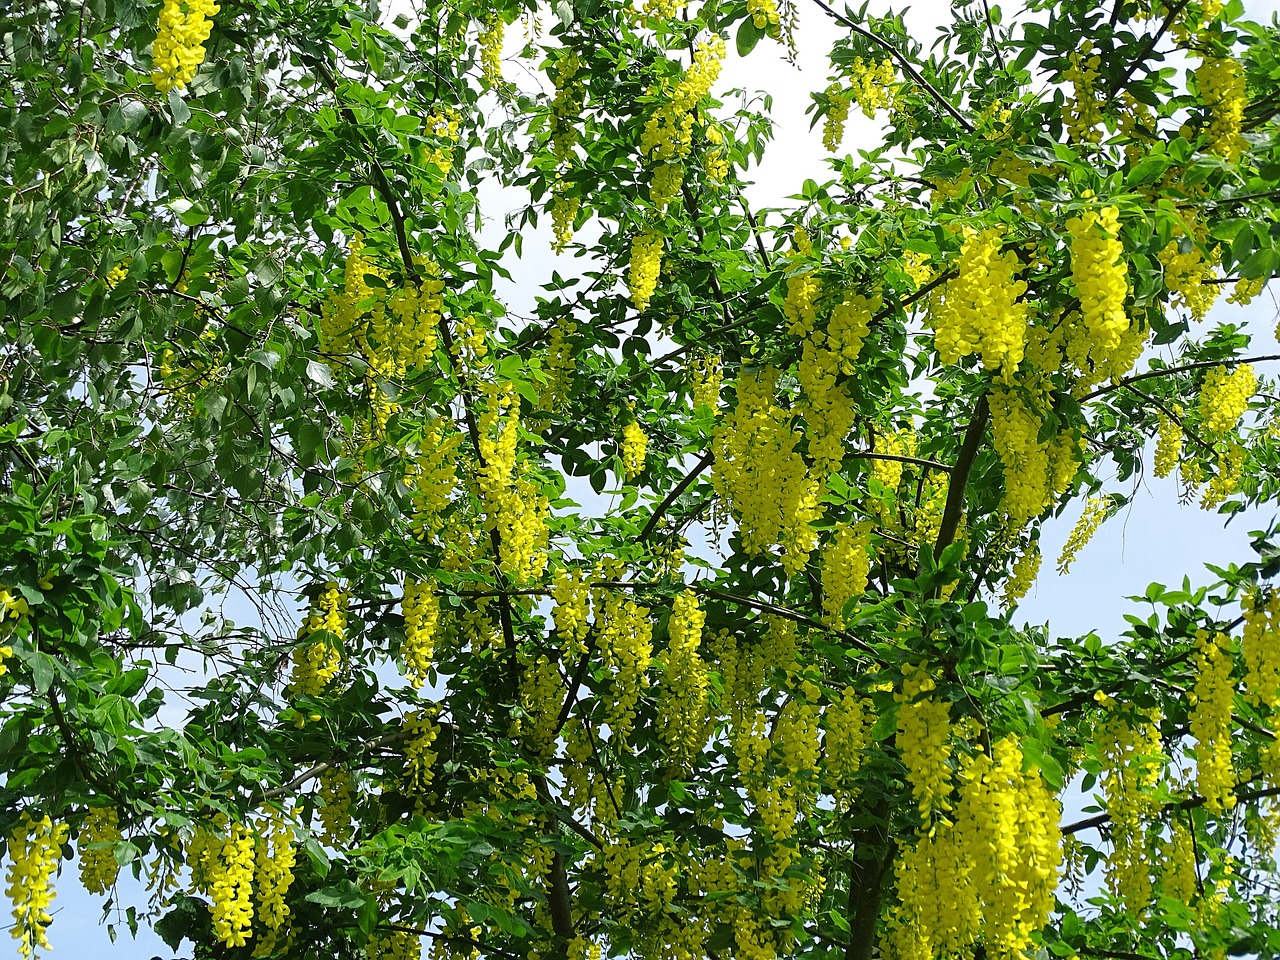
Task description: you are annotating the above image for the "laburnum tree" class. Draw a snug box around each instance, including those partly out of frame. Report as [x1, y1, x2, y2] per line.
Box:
[8, 0, 1280, 957]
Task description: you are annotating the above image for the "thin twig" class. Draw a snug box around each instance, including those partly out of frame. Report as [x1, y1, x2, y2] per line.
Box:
[637, 450, 715, 543]
[806, 0, 974, 133]
[1078, 354, 1280, 403]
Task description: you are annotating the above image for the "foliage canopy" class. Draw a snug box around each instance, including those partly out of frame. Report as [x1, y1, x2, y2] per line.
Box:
[5, 0, 1280, 958]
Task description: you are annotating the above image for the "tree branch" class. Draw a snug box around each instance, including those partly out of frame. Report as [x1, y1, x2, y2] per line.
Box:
[1078, 354, 1280, 403]
[806, 0, 975, 133]
[931, 392, 989, 563]
[637, 449, 715, 543]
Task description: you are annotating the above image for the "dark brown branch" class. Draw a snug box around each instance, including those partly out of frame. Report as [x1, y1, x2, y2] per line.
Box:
[806, 0, 975, 132]
[931, 393, 989, 563]
[310, 57, 516, 651]
[260, 729, 411, 801]
[1121, 384, 1214, 454]
[1105, 0, 1192, 100]
[637, 449, 715, 543]
[845, 801, 894, 960]
[1078, 354, 1280, 403]
[853, 450, 952, 473]
[455, 581, 880, 656]
[738, 193, 772, 269]
[552, 650, 592, 738]
[1064, 782, 1280, 836]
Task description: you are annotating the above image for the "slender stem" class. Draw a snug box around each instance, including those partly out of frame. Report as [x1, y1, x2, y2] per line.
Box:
[260, 729, 411, 800]
[1105, 0, 1192, 100]
[806, 0, 975, 133]
[1064, 781, 1280, 836]
[312, 57, 515, 651]
[931, 393, 989, 563]
[853, 450, 952, 473]
[737, 193, 773, 269]
[1121, 384, 1214, 454]
[1078, 354, 1280, 402]
[637, 449, 715, 543]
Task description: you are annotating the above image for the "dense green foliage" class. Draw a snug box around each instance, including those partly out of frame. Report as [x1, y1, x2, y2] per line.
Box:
[5, 0, 1280, 958]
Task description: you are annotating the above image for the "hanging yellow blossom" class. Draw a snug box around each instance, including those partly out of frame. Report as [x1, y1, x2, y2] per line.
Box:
[151, 0, 219, 93]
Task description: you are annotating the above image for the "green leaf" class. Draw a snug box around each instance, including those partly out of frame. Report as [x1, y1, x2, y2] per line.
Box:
[306, 879, 369, 909]
[737, 18, 764, 57]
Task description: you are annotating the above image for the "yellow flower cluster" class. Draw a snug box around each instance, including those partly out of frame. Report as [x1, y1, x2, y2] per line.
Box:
[549, 185, 581, 254]
[151, 0, 218, 93]
[1096, 703, 1164, 915]
[1155, 406, 1185, 478]
[0, 585, 25, 673]
[1243, 590, 1280, 708]
[821, 521, 873, 627]
[641, 38, 725, 164]
[930, 227, 1029, 373]
[1229, 276, 1265, 305]
[1066, 205, 1130, 351]
[797, 339, 858, 479]
[401, 579, 440, 686]
[827, 291, 875, 371]
[210, 821, 255, 948]
[1161, 820, 1199, 904]
[687, 354, 722, 410]
[1195, 56, 1247, 161]
[1200, 439, 1246, 509]
[78, 806, 121, 896]
[477, 15, 504, 86]
[775, 686, 822, 778]
[657, 590, 710, 772]
[552, 568, 592, 655]
[594, 574, 653, 744]
[253, 807, 295, 952]
[287, 582, 346, 700]
[1062, 42, 1103, 142]
[317, 768, 353, 845]
[621, 419, 648, 479]
[407, 420, 460, 541]
[896, 663, 952, 818]
[822, 686, 873, 796]
[704, 126, 730, 185]
[648, 161, 683, 211]
[7, 813, 68, 959]
[515, 654, 562, 756]
[989, 386, 1060, 524]
[476, 383, 549, 582]
[1190, 630, 1237, 813]
[823, 84, 850, 151]
[1002, 540, 1041, 607]
[711, 370, 823, 576]
[783, 269, 821, 337]
[369, 930, 421, 960]
[420, 108, 461, 181]
[549, 53, 585, 163]
[848, 57, 897, 118]
[747, 0, 781, 32]
[104, 260, 130, 289]
[893, 738, 1062, 958]
[321, 238, 443, 380]
[1199, 363, 1256, 435]
[536, 317, 578, 409]
[1159, 233, 1219, 321]
[869, 428, 913, 502]
[402, 710, 440, 802]
[1057, 496, 1108, 574]
[640, 0, 686, 18]
[627, 230, 663, 312]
